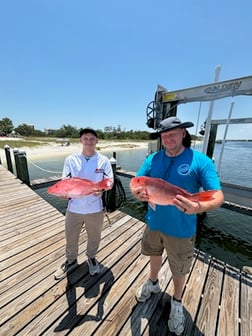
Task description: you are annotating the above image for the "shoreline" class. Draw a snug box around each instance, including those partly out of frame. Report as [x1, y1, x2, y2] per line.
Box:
[0, 140, 149, 161]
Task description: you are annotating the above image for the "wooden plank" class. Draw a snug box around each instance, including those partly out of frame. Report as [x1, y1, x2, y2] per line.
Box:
[0, 212, 62, 241]
[28, 225, 145, 336]
[0, 235, 65, 295]
[0, 164, 251, 335]
[0, 216, 134, 310]
[194, 258, 225, 336]
[240, 272, 252, 336]
[0, 217, 144, 335]
[0, 201, 56, 223]
[182, 251, 210, 335]
[0, 198, 44, 216]
[0, 217, 65, 259]
[0, 211, 126, 291]
[217, 265, 240, 336]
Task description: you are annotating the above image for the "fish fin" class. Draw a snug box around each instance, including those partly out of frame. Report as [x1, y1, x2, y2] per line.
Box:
[149, 202, 156, 211]
[191, 190, 215, 202]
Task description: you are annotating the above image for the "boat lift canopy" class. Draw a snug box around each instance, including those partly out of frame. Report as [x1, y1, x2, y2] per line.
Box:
[146, 75, 252, 130]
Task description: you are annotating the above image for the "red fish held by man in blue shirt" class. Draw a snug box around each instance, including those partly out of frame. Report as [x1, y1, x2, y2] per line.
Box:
[130, 176, 215, 210]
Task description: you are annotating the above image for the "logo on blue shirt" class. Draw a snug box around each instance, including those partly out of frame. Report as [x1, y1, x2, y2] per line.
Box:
[178, 164, 190, 175]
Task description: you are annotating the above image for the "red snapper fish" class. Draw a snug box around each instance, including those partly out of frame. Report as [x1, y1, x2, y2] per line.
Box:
[48, 177, 113, 199]
[130, 176, 215, 210]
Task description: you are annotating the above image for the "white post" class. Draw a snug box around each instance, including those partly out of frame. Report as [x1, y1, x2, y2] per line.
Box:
[217, 101, 235, 174]
[194, 102, 202, 148]
[202, 65, 221, 154]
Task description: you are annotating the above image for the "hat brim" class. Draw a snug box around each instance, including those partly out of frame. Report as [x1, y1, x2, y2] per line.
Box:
[159, 121, 194, 134]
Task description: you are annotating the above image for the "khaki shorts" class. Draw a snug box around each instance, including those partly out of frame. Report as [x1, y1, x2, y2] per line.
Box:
[141, 226, 195, 278]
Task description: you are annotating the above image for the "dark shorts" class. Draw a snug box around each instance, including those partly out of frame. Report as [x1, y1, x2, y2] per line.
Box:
[141, 226, 195, 278]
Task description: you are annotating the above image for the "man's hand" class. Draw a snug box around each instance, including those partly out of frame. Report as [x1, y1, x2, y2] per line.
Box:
[173, 189, 223, 214]
[92, 188, 103, 197]
[173, 195, 201, 214]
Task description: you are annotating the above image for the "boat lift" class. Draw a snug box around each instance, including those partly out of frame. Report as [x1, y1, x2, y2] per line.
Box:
[146, 74, 252, 156]
[146, 74, 252, 215]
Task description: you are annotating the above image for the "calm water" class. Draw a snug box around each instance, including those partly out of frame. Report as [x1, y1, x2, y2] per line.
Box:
[27, 142, 252, 270]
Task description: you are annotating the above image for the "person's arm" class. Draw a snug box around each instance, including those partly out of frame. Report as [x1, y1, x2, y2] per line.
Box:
[62, 157, 72, 178]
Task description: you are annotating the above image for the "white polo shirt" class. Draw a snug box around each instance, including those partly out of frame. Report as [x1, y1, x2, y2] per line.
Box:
[62, 151, 114, 214]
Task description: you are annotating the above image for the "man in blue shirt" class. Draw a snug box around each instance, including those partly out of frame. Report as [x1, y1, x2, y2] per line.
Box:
[133, 116, 224, 335]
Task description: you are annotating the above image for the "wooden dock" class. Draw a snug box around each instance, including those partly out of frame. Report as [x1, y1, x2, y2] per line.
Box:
[0, 164, 251, 336]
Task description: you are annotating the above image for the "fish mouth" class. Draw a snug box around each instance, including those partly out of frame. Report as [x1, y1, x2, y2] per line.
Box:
[129, 185, 144, 194]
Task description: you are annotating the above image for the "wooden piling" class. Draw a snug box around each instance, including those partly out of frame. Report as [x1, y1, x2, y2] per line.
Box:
[13, 149, 30, 185]
[17, 150, 30, 185]
[4, 145, 13, 173]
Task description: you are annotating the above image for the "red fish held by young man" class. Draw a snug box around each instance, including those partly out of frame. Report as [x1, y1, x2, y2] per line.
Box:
[130, 176, 215, 210]
[48, 177, 113, 199]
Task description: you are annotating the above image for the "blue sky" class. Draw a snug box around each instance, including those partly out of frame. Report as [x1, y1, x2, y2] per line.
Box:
[0, 0, 252, 139]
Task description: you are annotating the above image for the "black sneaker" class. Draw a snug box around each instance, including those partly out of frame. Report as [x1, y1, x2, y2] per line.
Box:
[54, 259, 77, 280]
[87, 258, 100, 276]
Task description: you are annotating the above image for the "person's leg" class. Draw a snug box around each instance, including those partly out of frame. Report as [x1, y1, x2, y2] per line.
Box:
[54, 211, 83, 280]
[149, 255, 162, 281]
[172, 275, 187, 300]
[65, 211, 84, 262]
[135, 227, 163, 302]
[164, 234, 195, 335]
[163, 234, 195, 297]
[84, 210, 104, 275]
[84, 210, 104, 259]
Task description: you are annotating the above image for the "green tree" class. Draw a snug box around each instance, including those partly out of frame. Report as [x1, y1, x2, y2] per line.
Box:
[55, 124, 79, 138]
[15, 124, 34, 136]
[0, 117, 14, 134]
[32, 129, 46, 137]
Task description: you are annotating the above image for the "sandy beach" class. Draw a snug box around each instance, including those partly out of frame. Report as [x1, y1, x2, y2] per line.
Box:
[0, 139, 149, 161]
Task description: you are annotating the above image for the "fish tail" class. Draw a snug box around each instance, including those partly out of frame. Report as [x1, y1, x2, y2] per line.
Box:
[190, 190, 215, 202]
[96, 178, 113, 190]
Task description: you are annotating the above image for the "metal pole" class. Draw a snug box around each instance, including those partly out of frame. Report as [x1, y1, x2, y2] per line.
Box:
[194, 102, 202, 148]
[202, 65, 221, 155]
[217, 102, 235, 174]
